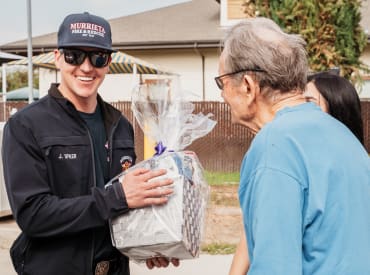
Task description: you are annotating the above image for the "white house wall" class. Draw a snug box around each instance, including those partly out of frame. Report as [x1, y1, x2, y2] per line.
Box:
[129, 49, 223, 102]
[360, 44, 370, 66]
[39, 68, 60, 98]
[99, 74, 137, 101]
[204, 50, 224, 101]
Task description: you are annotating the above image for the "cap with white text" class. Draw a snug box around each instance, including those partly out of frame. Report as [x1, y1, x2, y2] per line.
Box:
[57, 12, 113, 52]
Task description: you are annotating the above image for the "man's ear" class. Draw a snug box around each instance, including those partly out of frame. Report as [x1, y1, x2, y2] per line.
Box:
[107, 55, 112, 73]
[54, 49, 62, 69]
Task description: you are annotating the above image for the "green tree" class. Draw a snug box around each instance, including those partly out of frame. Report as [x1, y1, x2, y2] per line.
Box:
[243, 0, 368, 80]
[0, 68, 39, 93]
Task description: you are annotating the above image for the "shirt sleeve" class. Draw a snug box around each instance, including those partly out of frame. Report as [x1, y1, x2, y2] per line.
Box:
[240, 167, 304, 275]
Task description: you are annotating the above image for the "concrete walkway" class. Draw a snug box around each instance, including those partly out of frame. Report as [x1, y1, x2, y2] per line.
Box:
[0, 249, 233, 275]
[0, 248, 16, 275]
[0, 218, 234, 275]
[131, 254, 233, 275]
[0, 217, 19, 275]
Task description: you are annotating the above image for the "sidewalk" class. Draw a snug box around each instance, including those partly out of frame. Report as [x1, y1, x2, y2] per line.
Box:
[0, 248, 16, 275]
[0, 217, 18, 275]
[131, 254, 233, 275]
[0, 248, 233, 275]
[0, 218, 234, 275]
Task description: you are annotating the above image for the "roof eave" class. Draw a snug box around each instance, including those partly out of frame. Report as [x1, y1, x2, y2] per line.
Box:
[113, 40, 222, 50]
[0, 40, 223, 54]
[0, 44, 56, 55]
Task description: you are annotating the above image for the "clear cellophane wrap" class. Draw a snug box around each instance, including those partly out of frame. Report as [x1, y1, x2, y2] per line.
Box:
[109, 78, 216, 262]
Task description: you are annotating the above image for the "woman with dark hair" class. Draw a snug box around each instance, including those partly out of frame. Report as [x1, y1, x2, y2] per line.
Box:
[305, 72, 364, 144]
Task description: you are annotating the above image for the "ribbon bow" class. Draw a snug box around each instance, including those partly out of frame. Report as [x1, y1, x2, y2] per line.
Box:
[154, 141, 167, 156]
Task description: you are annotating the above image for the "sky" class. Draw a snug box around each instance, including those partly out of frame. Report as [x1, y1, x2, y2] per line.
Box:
[0, 0, 189, 45]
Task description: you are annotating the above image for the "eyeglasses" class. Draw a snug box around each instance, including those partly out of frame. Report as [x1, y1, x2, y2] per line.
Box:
[214, 68, 266, 90]
[59, 48, 111, 68]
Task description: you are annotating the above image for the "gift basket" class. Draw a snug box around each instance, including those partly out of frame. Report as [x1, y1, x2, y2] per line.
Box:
[108, 78, 216, 262]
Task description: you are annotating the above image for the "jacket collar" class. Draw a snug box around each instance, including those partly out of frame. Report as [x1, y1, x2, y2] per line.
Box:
[48, 83, 122, 130]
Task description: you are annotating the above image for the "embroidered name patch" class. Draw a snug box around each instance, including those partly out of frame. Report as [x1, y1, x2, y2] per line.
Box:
[58, 153, 77, 160]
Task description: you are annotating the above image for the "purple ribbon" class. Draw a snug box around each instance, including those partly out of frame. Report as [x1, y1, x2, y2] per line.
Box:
[154, 141, 167, 156]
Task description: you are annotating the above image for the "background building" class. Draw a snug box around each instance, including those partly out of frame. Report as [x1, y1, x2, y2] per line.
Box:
[1, 0, 370, 101]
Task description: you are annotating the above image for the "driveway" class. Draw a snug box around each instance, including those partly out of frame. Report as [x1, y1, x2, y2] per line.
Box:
[0, 218, 234, 275]
[0, 248, 233, 275]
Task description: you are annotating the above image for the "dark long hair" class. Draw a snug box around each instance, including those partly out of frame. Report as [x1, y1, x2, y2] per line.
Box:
[307, 72, 364, 144]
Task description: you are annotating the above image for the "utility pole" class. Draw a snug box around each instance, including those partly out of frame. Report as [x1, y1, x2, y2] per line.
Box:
[27, 0, 33, 104]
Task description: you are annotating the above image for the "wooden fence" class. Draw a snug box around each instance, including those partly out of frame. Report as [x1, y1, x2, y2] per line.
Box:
[362, 101, 370, 152]
[112, 101, 370, 172]
[1, 101, 369, 172]
[112, 101, 256, 172]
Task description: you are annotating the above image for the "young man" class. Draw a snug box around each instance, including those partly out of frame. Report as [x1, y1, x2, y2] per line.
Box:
[2, 12, 177, 275]
[216, 17, 370, 274]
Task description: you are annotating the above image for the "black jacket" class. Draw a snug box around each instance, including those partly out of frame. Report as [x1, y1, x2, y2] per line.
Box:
[2, 84, 136, 275]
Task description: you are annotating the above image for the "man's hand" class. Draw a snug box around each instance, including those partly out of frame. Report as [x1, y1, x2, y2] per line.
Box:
[121, 168, 174, 208]
[146, 257, 180, 269]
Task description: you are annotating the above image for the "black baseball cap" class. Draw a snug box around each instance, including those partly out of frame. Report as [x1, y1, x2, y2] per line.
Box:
[57, 12, 114, 52]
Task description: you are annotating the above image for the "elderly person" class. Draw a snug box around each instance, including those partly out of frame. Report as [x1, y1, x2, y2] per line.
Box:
[216, 17, 370, 274]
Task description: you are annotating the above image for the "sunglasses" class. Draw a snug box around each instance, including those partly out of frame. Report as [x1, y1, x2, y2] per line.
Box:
[214, 68, 266, 90]
[59, 48, 111, 68]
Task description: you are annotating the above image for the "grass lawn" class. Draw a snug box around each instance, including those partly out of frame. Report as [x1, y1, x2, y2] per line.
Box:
[201, 171, 240, 254]
[204, 171, 240, 185]
[201, 243, 237, 255]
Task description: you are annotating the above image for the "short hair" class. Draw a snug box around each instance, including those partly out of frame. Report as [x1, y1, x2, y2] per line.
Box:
[307, 72, 364, 144]
[222, 17, 308, 95]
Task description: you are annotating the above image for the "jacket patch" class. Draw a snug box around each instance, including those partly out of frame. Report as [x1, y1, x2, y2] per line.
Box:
[120, 156, 133, 171]
[58, 153, 77, 160]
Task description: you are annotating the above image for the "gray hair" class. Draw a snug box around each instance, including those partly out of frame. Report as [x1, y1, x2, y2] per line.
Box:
[222, 17, 308, 95]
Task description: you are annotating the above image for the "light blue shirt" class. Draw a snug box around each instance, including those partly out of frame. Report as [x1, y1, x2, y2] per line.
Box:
[239, 103, 370, 275]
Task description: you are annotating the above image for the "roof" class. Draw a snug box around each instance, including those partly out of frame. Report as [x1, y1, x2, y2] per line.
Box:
[0, 0, 224, 54]
[110, 0, 223, 50]
[1, 0, 368, 54]
[0, 51, 23, 65]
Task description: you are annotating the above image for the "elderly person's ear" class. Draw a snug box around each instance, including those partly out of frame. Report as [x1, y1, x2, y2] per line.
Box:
[242, 74, 258, 98]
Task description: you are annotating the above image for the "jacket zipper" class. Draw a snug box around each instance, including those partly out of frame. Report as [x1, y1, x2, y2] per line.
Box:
[20, 239, 31, 275]
[83, 123, 97, 274]
[87, 116, 119, 272]
[108, 119, 120, 177]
